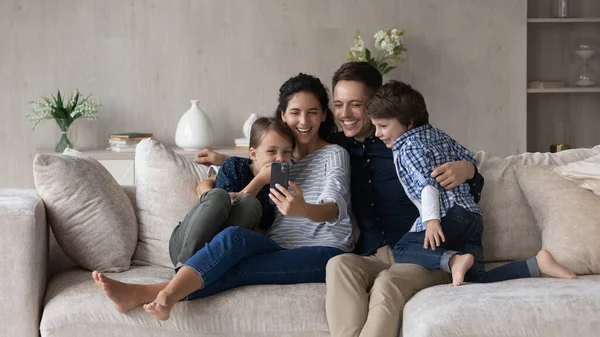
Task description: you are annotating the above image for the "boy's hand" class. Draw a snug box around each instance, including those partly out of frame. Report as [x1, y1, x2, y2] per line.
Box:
[424, 219, 445, 250]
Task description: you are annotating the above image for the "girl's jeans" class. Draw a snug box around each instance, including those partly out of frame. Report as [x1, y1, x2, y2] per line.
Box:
[393, 205, 540, 283]
[179, 226, 344, 300]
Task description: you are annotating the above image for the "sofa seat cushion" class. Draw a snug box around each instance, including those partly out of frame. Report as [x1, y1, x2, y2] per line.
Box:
[40, 266, 329, 337]
[403, 276, 600, 337]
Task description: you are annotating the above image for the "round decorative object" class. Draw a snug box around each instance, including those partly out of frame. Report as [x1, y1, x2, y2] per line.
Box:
[243, 113, 259, 139]
[175, 100, 214, 151]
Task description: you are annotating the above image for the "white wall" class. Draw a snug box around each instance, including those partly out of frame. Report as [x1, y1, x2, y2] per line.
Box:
[0, 0, 527, 188]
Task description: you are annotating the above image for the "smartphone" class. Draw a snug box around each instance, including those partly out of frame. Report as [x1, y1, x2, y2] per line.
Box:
[270, 162, 289, 203]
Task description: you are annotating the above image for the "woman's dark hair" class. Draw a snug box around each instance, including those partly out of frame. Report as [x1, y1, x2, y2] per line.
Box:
[275, 73, 337, 142]
[332, 62, 383, 98]
[249, 117, 295, 149]
[365, 80, 429, 128]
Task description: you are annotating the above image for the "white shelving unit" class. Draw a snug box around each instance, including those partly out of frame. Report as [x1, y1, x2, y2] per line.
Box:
[527, 0, 600, 152]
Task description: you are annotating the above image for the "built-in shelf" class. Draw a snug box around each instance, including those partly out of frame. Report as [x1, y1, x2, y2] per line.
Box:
[527, 87, 600, 93]
[527, 18, 600, 23]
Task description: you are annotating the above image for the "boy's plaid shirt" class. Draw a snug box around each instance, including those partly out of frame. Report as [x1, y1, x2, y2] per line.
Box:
[392, 123, 481, 232]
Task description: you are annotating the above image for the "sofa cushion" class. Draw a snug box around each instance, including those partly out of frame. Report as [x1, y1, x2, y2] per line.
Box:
[40, 267, 329, 337]
[403, 275, 600, 337]
[33, 149, 137, 272]
[515, 165, 600, 275]
[133, 139, 211, 267]
[554, 153, 600, 197]
[475, 146, 600, 262]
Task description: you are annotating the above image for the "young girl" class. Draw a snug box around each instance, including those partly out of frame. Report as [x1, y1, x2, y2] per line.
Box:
[366, 80, 577, 286]
[169, 117, 294, 266]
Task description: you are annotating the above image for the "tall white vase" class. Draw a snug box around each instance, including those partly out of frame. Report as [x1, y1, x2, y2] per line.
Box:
[175, 100, 214, 151]
[243, 113, 259, 139]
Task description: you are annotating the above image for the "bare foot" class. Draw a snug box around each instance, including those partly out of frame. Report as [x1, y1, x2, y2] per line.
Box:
[92, 271, 147, 313]
[143, 291, 176, 321]
[536, 249, 577, 279]
[449, 254, 474, 286]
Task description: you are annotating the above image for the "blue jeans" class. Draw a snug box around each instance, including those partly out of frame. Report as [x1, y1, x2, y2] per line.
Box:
[179, 226, 344, 300]
[393, 205, 540, 283]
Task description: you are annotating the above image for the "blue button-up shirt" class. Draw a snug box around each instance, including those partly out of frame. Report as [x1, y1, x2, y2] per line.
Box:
[330, 131, 484, 255]
[392, 123, 481, 232]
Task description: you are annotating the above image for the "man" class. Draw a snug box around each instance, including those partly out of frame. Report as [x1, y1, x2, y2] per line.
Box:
[325, 62, 483, 337]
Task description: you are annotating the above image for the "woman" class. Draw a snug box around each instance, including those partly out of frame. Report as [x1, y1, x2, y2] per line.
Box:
[92, 73, 354, 320]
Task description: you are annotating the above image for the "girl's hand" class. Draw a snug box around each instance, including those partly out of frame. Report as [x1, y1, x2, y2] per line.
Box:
[228, 191, 245, 200]
[269, 181, 307, 217]
[424, 220, 445, 250]
[256, 163, 272, 185]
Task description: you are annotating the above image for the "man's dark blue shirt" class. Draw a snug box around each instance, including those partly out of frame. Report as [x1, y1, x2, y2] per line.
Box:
[330, 132, 484, 256]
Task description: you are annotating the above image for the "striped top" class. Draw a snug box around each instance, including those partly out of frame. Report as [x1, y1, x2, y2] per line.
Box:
[267, 144, 355, 252]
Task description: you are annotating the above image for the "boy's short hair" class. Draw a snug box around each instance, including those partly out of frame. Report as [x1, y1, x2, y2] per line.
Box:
[332, 62, 383, 97]
[365, 80, 429, 128]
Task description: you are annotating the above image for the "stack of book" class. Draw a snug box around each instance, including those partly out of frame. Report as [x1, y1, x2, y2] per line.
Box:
[108, 133, 153, 152]
[234, 137, 249, 149]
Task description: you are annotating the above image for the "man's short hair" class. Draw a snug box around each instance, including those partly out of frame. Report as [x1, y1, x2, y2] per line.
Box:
[365, 80, 429, 128]
[332, 62, 383, 97]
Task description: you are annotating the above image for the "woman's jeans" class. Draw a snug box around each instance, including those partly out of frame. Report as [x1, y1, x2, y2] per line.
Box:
[169, 189, 262, 266]
[179, 226, 344, 300]
[393, 205, 540, 283]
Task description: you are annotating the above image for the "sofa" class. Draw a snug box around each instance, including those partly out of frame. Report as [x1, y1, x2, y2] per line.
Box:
[1, 139, 599, 337]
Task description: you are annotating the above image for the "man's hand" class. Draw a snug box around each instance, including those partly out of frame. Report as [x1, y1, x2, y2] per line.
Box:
[424, 219, 445, 250]
[431, 161, 475, 189]
[269, 181, 307, 217]
[195, 148, 228, 166]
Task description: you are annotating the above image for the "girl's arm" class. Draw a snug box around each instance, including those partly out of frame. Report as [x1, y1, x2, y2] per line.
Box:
[238, 163, 271, 197]
[196, 175, 216, 197]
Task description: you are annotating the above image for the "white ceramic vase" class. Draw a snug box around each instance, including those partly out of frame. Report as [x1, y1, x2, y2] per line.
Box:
[175, 100, 214, 151]
[243, 113, 259, 139]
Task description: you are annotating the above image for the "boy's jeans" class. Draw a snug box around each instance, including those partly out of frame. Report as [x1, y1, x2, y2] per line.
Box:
[180, 226, 344, 300]
[169, 188, 262, 266]
[393, 205, 540, 283]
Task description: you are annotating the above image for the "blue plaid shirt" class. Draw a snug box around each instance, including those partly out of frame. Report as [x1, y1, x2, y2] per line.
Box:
[392, 123, 480, 232]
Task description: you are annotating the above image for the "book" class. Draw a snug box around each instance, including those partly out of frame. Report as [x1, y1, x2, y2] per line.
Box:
[108, 146, 137, 152]
[109, 132, 153, 139]
[108, 138, 143, 145]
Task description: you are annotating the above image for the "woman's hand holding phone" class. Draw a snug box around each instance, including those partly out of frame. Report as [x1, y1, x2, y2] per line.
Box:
[269, 181, 307, 217]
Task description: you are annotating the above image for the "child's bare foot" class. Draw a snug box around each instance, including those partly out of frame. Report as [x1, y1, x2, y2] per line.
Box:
[92, 271, 147, 313]
[536, 249, 577, 279]
[449, 254, 474, 286]
[143, 291, 176, 321]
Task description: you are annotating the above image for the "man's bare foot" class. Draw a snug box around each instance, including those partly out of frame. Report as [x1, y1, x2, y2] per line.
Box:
[143, 291, 176, 321]
[92, 271, 147, 313]
[449, 254, 474, 286]
[536, 249, 577, 279]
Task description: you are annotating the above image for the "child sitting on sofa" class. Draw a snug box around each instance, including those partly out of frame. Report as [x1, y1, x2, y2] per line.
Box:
[365, 80, 577, 286]
[168, 117, 294, 266]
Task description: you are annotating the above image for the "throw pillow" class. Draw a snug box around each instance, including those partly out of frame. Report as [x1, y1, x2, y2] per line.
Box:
[554, 153, 600, 197]
[514, 165, 600, 275]
[133, 139, 209, 267]
[33, 149, 137, 272]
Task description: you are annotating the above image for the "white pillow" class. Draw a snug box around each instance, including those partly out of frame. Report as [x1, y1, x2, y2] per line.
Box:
[554, 153, 600, 197]
[133, 139, 209, 267]
[33, 149, 138, 272]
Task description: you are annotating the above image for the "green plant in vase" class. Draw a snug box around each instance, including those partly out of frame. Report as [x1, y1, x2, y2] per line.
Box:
[27, 90, 101, 152]
[346, 28, 408, 75]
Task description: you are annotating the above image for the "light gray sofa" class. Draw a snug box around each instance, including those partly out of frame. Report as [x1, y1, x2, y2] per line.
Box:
[1, 146, 600, 337]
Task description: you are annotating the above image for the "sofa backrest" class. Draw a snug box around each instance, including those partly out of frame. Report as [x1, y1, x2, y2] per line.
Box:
[477, 145, 600, 262]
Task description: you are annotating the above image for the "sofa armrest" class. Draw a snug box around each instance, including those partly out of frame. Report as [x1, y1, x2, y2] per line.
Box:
[0, 189, 48, 337]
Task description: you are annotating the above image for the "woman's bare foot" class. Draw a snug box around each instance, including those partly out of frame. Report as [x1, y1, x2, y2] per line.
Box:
[92, 271, 149, 313]
[143, 290, 176, 321]
[536, 249, 577, 279]
[449, 254, 474, 286]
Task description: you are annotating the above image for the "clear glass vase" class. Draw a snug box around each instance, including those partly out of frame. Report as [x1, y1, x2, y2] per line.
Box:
[55, 119, 73, 153]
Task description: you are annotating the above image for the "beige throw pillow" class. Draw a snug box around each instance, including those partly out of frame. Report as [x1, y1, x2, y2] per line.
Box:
[133, 139, 209, 267]
[33, 149, 137, 272]
[514, 165, 600, 275]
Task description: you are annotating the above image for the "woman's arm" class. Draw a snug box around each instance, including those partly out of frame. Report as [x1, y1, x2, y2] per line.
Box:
[270, 182, 338, 222]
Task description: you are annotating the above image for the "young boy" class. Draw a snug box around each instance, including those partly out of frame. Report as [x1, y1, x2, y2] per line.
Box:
[365, 80, 576, 286]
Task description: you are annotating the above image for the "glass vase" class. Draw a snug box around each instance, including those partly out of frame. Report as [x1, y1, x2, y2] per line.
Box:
[55, 119, 74, 153]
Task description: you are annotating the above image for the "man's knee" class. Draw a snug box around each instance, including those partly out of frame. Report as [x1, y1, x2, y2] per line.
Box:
[326, 253, 363, 280]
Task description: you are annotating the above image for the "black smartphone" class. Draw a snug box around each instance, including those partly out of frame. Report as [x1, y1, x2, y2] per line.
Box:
[270, 162, 289, 203]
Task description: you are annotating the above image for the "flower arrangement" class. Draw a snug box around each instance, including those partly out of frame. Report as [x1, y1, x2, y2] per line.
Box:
[27, 90, 101, 152]
[346, 28, 408, 75]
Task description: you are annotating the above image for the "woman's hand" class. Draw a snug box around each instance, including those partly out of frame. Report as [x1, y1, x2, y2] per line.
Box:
[195, 148, 228, 166]
[424, 219, 445, 250]
[431, 161, 475, 189]
[269, 181, 307, 217]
